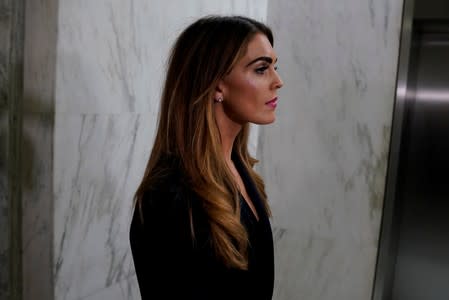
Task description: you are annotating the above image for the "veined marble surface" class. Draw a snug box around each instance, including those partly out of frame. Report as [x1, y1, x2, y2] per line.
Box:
[0, 110, 8, 299]
[0, 0, 11, 109]
[1, 1, 12, 298]
[21, 113, 54, 300]
[53, 113, 152, 299]
[272, 227, 377, 300]
[21, 0, 58, 298]
[55, 0, 268, 114]
[0, 2, 10, 280]
[23, 0, 58, 113]
[261, 0, 404, 299]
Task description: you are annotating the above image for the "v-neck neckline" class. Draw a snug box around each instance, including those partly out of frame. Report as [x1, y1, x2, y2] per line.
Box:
[232, 152, 265, 223]
[239, 192, 260, 223]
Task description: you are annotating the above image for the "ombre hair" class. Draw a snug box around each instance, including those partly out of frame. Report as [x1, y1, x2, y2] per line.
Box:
[135, 15, 273, 270]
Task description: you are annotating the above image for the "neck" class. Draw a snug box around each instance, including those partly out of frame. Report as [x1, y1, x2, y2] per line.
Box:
[214, 104, 243, 164]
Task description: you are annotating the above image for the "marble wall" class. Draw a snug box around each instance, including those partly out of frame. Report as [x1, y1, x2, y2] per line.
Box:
[22, 1, 267, 299]
[0, 0, 11, 296]
[19, 0, 407, 299]
[22, 0, 58, 299]
[261, 0, 404, 299]
[1, 0, 12, 298]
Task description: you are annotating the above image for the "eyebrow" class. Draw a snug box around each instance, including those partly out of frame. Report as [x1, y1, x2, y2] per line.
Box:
[245, 56, 278, 67]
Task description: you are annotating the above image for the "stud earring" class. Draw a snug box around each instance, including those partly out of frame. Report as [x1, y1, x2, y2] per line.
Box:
[215, 97, 223, 103]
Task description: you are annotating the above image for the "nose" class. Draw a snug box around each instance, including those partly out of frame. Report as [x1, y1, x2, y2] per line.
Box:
[272, 71, 283, 89]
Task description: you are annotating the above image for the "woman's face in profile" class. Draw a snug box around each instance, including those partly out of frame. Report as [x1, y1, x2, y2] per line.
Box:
[218, 33, 283, 125]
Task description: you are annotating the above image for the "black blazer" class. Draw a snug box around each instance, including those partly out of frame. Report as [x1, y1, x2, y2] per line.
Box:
[130, 154, 274, 300]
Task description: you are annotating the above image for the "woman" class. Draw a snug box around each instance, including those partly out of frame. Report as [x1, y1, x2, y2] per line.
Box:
[130, 15, 283, 300]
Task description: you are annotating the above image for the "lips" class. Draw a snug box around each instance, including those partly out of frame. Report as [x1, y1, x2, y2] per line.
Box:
[266, 97, 278, 108]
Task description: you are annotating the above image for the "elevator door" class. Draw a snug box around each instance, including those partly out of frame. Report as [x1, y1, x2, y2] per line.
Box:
[391, 24, 449, 300]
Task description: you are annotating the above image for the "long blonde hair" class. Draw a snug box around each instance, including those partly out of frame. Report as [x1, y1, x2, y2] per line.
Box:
[135, 16, 273, 270]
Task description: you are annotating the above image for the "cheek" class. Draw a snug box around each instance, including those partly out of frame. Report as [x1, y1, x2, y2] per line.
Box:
[231, 77, 260, 100]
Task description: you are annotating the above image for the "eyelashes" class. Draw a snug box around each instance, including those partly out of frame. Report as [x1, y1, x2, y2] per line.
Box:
[255, 66, 268, 74]
[255, 65, 279, 74]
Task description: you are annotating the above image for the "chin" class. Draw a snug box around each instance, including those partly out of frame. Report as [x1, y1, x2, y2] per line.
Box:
[253, 116, 276, 125]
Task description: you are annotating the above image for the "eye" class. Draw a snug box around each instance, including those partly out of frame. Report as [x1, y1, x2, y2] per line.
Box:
[255, 66, 269, 74]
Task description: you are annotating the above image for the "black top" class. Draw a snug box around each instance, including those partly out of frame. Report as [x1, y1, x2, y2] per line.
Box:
[129, 154, 274, 300]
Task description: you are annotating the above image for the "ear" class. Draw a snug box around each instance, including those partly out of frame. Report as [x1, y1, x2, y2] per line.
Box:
[214, 79, 226, 101]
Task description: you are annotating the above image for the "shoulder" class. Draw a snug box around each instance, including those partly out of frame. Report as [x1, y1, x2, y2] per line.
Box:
[131, 157, 211, 241]
[130, 168, 195, 245]
[139, 166, 192, 220]
[135, 159, 208, 226]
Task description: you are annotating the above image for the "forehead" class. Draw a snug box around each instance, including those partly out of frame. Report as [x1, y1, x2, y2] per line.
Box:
[242, 33, 277, 61]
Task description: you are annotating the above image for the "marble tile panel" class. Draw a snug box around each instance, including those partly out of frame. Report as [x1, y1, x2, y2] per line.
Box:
[0, 0, 11, 108]
[0, 109, 9, 299]
[248, 124, 260, 157]
[53, 112, 154, 300]
[81, 275, 140, 300]
[23, 0, 58, 113]
[21, 112, 54, 300]
[261, 0, 404, 245]
[0, 3, 11, 296]
[55, 0, 267, 114]
[272, 227, 377, 300]
[0, 64, 7, 108]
